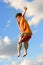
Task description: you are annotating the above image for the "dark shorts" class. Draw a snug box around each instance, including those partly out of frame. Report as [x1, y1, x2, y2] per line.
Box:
[19, 33, 32, 42]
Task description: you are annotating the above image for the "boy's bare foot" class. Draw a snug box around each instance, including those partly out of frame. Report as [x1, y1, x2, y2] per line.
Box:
[18, 54, 20, 57]
[23, 53, 27, 57]
[18, 53, 20, 57]
[23, 50, 27, 57]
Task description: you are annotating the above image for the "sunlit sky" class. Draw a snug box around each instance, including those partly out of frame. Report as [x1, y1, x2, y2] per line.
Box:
[0, 0, 43, 65]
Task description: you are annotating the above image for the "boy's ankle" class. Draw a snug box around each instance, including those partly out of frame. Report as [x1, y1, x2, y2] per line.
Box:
[23, 52, 27, 57]
[18, 53, 20, 57]
[23, 50, 27, 57]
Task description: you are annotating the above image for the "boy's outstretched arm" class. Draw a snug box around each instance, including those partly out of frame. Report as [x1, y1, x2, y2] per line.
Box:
[22, 7, 27, 16]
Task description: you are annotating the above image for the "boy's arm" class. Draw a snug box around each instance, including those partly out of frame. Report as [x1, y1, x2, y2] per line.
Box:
[22, 7, 27, 16]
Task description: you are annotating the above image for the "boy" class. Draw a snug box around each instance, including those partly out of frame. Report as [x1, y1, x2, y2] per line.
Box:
[16, 7, 32, 57]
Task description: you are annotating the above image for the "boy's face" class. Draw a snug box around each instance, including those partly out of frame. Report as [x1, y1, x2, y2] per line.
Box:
[16, 16, 22, 22]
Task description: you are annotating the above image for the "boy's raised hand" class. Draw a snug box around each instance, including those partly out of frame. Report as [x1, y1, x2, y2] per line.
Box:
[22, 7, 27, 16]
[24, 7, 27, 11]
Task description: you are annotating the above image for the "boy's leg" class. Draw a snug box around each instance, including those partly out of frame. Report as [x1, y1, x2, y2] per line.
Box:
[23, 41, 28, 57]
[17, 43, 22, 57]
[17, 34, 22, 57]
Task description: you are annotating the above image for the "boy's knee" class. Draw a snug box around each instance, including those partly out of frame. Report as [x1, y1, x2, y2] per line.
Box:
[19, 35, 22, 42]
[17, 43, 22, 50]
[24, 42, 28, 50]
[17, 43, 19, 49]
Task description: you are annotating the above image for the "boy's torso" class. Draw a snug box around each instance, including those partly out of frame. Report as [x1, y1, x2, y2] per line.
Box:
[18, 16, 32, 34]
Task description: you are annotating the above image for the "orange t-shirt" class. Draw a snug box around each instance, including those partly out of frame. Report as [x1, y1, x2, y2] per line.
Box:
[17, 16, 32, 35]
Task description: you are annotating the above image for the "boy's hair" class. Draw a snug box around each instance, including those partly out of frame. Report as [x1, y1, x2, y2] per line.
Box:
[16, 13, 22, 18]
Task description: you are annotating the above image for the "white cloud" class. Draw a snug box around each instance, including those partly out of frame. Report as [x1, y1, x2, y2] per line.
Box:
[0, 36, 17, 58]
[29, 15, 43, 26]
[0, 39, 3, 47]
[19, 54, 43, 65]
[5, 64, 8, 65]
[6, 20, 11, 28]
[3, 36, 10, 45]
[12, 61, 17, 65]
[0, 59, 3, 62]
[40, 44, 43, 48]
[9, 54, 43, 65]
[33, 54, 43, 65]
[20, 59, 30, 65]
[0, 55, 8, 58]
[3, 0, 43, 26]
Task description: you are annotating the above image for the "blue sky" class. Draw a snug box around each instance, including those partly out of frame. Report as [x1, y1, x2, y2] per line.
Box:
[0, 0, 43, 65]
